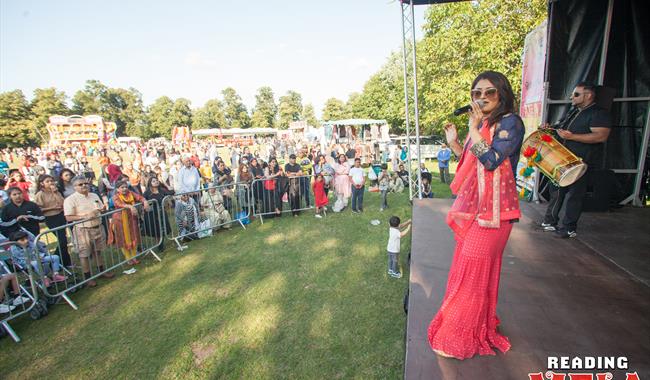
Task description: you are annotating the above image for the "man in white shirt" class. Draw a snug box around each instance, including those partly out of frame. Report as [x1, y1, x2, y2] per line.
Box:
[348, 158, 365, 213]
[175, 157, 201, 194]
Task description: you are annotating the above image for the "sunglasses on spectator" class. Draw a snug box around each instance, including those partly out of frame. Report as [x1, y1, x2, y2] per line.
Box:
[470, 88, 498, 99]
[75, 182, 89, 186]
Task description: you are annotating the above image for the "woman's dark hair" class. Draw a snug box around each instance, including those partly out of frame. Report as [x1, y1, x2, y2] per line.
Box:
[7, 186, 23, 198]
[37, 174, 55, 191]
[471, 70, 516, 126]
[389, 216, 401, 228]
[145, 176, 170, 195]
[114, 180, 129, 190]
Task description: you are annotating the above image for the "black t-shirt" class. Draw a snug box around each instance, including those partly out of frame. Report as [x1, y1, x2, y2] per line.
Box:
[284, 163, 302, 175]
[346, 149, 356, 159]
[559, 104, 611, 167]
[0, 200, 44, 237]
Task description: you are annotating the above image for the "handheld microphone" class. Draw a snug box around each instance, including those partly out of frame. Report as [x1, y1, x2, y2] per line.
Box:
[453, 100, 485, 116]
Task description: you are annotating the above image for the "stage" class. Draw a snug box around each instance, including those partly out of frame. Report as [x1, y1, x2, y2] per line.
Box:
[404, 199, 650, 380]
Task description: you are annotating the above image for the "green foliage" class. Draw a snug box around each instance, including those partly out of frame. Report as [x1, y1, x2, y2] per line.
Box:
[251, 86, 277, 129]
[71, 79, 107, 115]
[348, 0, 546, 135]
[418, 0, 547, 134]
[0, 90, 35, 147]
[277, 90, 303, 129]
[30, 88, 69, 142]
[147, 96, 175, 138]
[171, 98, 193, 128]
[301, 103, 319, 127]
[72, 80, 147, 138]
[222, 87, 251, 129]
[321, 98, 346, 121]
[193, 99, 227, 130]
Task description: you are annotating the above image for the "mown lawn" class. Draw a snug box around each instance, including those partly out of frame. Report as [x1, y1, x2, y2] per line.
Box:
[0, 176, 451, 379]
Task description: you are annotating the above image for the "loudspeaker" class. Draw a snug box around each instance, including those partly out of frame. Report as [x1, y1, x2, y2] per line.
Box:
[583, 169, 617, 212]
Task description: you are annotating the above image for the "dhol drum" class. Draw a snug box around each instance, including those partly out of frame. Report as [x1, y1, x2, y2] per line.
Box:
[521, 130, 587, 187]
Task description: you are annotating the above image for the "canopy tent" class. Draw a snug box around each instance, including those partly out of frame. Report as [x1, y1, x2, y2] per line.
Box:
[192, 128, 277, 137]
[321, 119, 387, 126]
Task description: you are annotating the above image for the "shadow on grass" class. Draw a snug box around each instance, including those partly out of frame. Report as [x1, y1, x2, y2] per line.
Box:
[0, 191, 414, 379]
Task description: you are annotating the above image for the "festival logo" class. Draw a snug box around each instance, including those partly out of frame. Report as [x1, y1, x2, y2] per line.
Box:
[528, 357, 641, 380]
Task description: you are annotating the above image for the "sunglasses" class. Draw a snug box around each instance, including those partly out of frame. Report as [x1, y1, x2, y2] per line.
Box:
[572, 92, 582, 97]
[470, 88, 498, 99]
[75, 182, 89, 186]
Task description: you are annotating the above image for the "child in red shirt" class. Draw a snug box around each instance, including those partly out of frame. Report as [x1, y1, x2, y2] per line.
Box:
[312, 173, 328, 218]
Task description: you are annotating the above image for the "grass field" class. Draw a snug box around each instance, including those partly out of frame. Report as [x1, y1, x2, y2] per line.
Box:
[0, 172, 453, 379]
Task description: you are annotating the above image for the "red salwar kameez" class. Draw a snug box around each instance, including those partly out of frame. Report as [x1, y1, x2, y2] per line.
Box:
[428, 116, 523, 359]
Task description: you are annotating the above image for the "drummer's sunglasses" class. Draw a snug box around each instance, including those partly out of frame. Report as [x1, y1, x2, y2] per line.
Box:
[572, 92, 582, 97]
[471, 88, 498, 99]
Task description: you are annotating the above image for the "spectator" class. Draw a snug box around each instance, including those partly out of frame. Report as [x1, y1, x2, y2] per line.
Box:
[110, 180, 150, 266]
[64, 176, 114, 287]
[437, 143, 452, 184]
[175, 193, 199, 241]
[313, 154, 334, 197]
[5, 169, 32, 201]
[175, 157, 201, 194]
[386, 216, 412, 278]
[0, 187, 44, 237]
[349, 158, 365, 213]
[397, 164, 410, 188]
[143, 177, 173, 253]
[263, 158, 283, 216]
[312, 173, 328, 218]
[332, 154, 351, 212]
[378, 164, 390, 211]
[421, 177, 434, 198]
[237, 164, 253, 215]
[10, 230, 66, 287]
[284, 154, 303, 216]
[33, 175, 71, 267]
[200, 187, 232, 230]
[57, 168, 76, 198]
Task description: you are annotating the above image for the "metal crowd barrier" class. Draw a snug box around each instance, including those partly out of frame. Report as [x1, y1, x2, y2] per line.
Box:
[161, 183, 251, 251]
[250, 174, 315, 223]
[31, 199, 164, 310]
[0, 239, 44, 343]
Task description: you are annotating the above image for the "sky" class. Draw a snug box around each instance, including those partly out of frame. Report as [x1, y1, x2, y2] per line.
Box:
[0, 0, 426, 117]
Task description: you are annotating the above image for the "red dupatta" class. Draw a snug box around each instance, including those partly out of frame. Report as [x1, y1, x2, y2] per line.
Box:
[447, 119, 520, 238]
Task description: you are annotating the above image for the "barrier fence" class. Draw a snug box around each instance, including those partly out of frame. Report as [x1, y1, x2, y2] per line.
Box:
[161, 183, 252, 251]
[31, 199, 164, 310]
[251, 174, 317, 222]
[0, 239, 44, 343]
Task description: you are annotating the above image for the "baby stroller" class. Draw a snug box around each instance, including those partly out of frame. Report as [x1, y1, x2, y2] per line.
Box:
[0, 230, 50, 342]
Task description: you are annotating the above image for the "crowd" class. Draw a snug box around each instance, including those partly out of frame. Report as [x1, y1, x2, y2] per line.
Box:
[0, 137, 452, 312]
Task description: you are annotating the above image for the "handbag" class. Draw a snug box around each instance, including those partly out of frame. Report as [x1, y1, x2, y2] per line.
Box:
[235, 211, 250, 225]
[263, 179, 276, 191]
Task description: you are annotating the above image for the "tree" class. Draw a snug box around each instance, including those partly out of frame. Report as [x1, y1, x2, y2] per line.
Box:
[277, 90, 303, 129]
[71, 80, 108, 115]
[251, 86, 277, 129]
[0, 90, 34, 147]
[147, 96, 174, 138]
[321, 98, 346, 121]
[302, 103, 319, 127]
[418, 0, 547, 134]
[222, 87, 250, 129]
[102, 87, 147, 137]
[193, 99, 227, 130]
[345, 92, 365, 119]
[170, 98, 193, 128]
[30, 87, 69, 143]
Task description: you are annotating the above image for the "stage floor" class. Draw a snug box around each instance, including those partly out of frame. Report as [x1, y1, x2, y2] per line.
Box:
[404, 199, 650, 380]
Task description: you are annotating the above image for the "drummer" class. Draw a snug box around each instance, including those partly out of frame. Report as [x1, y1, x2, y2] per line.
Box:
[540, 81, 611, 238]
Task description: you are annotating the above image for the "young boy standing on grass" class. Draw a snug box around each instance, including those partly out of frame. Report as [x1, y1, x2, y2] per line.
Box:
[387, 216, 412, 278]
